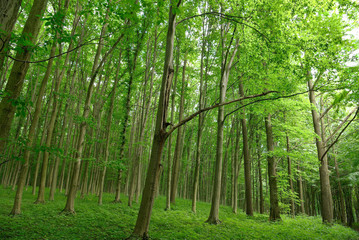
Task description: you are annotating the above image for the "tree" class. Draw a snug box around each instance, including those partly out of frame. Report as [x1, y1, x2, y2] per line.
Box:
[0, 0, 48, 155]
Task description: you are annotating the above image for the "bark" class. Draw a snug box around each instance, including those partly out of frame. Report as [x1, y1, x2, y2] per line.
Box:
[130, 2, 180, 237]
[265, 114, 281, 221]
[0, 0, 48, 154]
[307, 72, 333, 223]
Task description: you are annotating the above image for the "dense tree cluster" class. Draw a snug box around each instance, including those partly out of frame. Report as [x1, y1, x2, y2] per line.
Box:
[0, 0, 358, 238]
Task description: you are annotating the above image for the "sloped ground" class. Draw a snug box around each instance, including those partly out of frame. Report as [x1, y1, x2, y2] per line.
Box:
[0, 187, 358, 240]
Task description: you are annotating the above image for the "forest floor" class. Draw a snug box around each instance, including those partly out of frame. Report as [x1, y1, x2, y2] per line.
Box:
[0, 187, 358, 240]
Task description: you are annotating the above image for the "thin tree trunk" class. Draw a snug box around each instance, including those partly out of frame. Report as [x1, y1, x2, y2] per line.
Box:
[170, 53, 187, 204]
[207, 27, 238, 224]
[98, 50, 122, 205]
[165, 41, 180, 211]
[343, 187, 354, 227]
[239, 81, 253, 216]
[256, 131, 264, 214]
[286, 134, 295, 217]
[232, 119, 241, 213]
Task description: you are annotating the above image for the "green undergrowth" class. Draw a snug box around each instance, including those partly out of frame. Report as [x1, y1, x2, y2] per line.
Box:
[0, 187, 358, 239]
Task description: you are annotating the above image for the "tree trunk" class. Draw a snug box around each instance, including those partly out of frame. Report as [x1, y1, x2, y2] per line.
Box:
[165, 41, 180, 211]
[265, 114, 281, 221]
[286, 134, 295, 217]
[333, 155, 346, 223]
[0, 0, 48, 154]
[256, 132, 264, 214]
[343, 187, 354, 227]
[0, 0, 22, 73]
[239, 81, 253, 216]
[98, 50, 122, 205]
[130, 2, 179, 237]
[297, 161, 305, 213]
[170, 54, 187, 204]
[232, 119, 241, 213]
[307, 72, 333, 223]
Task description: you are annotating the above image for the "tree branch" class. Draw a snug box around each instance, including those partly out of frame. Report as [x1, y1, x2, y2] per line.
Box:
[321, 107, 359, 162]
[177, 11, 248, 25]
[166, 91, 277, 137]
[176, 11, 270, 43]
[6, 40, 98, 64]
[325, 107, 358, 143]
[223, 90, 310, 122]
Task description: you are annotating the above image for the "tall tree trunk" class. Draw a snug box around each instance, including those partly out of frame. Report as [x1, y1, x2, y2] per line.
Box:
[343, 187, 354, 227]
[256, 132, 264, 214]
[232, 119, 241, 213]
[354, 187, 359, 223]
[170, 53, 187, 204]
[265, 114, 281, 221]
[98, 50, 122, 205]
[239, 80, 253, 216]
[130, 1, 180, 237]
[333, 149, 346, 223]
[297, 160, 305, 213]
[0, 0, 22, 73]
[0, 0, 48, 154]
[206, 31, 238, 224]
[165, 41, 180, 211]
[286, 134, 295, 217]
[307, 72, 333, 223]
[192, 41, 206, 213]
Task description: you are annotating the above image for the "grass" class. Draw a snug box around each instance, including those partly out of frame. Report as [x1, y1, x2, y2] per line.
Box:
[0, 187, 358, 239]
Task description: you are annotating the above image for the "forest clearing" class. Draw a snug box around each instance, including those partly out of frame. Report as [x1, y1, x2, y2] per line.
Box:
[1, 0, 359, 239]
